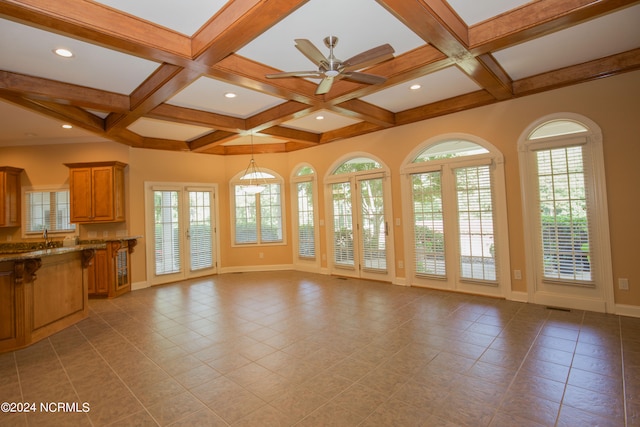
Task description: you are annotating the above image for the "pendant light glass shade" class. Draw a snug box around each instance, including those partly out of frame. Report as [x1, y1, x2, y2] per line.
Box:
[240, 134, 268, 194]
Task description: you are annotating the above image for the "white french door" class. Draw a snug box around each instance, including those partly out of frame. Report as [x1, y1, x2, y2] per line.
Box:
[329, 173, 393, 281]
[407, 163, 506, 297]
[146, 183, 218, 286]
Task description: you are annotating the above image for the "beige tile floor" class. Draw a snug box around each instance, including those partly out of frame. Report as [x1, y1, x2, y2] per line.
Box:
[1, 271, 639, 426]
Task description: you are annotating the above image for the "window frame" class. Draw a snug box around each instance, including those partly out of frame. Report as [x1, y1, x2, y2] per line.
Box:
[400, 133, 512, 298]
[518, 113, 614, 312]
[230, 167, 286, 247]
[291, 163, 320, 268]
[22, 186, 76, 239]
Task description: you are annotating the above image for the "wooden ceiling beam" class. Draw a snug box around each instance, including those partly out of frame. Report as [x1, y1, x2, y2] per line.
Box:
[259, 126, 320, 144]
[0, 71, 129, 112]
[148, 103, 245, 132]
[211, 54, 321, 104]
[245, 101, 317, 131]
[469, 0, 640, 53]
[513, 48, 640, 96]
[395, 90, 496, 126]
[0, 92, 105, 133]
[192, 0, 310, 65]
[320, 122, 383, 144]
[189, 130, 238, 152]
[0, 0, 192, 64]
[330, 99, 395, 128]
[377, 0, 513, 100]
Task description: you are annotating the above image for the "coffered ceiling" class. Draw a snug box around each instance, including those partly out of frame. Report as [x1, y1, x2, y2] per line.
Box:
[0, 0, 639, 154]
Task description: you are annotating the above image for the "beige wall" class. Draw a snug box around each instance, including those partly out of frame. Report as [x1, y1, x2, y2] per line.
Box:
[1, 70, 638, 309]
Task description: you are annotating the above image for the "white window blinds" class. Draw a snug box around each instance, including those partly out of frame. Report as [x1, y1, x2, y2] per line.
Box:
[535, 145, 592, 284]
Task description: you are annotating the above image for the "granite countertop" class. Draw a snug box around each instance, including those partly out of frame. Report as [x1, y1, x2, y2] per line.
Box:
[79, 235, 142, 244]
[0, 243, 107, 263]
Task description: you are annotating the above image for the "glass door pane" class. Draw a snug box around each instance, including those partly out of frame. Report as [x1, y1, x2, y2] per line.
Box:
[188, 190, 213, 272]
[359, 177, 387, 272]
[154, 190, 181, 276]
[412, 172, 446, 277]
[455, 166, 497, 281]
[332, 182, 354, 268]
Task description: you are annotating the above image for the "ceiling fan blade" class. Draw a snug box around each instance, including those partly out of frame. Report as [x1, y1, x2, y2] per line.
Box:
[266, 71, 323, 79]
[342, 72, 387, 85]
[315, 77, 334, 95]
[342, 44, 395, 71]
[295, 39, 329, 67]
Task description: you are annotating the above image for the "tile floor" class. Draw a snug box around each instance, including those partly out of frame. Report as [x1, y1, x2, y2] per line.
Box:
[0, 271, 639, 426]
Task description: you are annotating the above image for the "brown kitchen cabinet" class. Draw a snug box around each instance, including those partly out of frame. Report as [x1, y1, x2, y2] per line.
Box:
[65, 162, 126, 223]
[0, 167, 23, 227]
[88, 239, 135, 298]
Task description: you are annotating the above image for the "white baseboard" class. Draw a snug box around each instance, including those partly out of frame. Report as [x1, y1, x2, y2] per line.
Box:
[533, 292, 607, 313]
[509, 291, 529, 303]
[131, 281, 150, 291]
[615, 304, 640, 318]
[219, 264, 295, 274]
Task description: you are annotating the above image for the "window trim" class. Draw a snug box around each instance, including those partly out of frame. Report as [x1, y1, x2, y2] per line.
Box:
[518, 112, 614, 312]
[22, 185, 77, 239]
[400, 133, 512, 298]
[291, 163, 320, 270]
[230, 167, 286, 247]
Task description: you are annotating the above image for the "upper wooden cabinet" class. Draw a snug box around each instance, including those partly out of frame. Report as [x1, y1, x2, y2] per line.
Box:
[65, 162, 127, 223]
[0, 167, 23, 228]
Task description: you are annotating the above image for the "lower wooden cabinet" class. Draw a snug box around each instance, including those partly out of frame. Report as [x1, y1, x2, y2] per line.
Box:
[88, 240, 134, 298]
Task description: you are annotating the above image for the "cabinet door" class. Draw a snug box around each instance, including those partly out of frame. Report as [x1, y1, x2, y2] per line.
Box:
[69, 168, 93, 222]
[0, 169, 21, 227]
[92, 167, 115, 221]
[88, 249, 109, 295]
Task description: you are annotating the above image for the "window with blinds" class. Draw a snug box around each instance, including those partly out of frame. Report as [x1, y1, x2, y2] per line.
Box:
[455, 165, 497, 282]
[233, 180, 284, 246]
[535, 145, 592, 283]
[188, 190, 213, 271]
[297, 181, 315, 258]
[411, 171, 445, 277]
[154, 190, 181, 275]
[24, 189, 76, 235]
[332, 182, 354, 267]
[360, 177, 387, 271]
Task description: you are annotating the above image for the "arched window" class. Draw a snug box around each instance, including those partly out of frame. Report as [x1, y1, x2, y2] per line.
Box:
[324, 154, 394, 282]
[230, 167, 285, 246]
[401, 135, 510, 297]
[519, 114, 613, 312]
[291, 164, 319, 268]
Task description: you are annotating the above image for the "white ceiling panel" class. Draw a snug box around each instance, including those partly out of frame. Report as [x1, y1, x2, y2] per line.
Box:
[167, 76, 286, 118]
[93, 0, 228, 36]
[128, 118, 213, 141]
[494, 5, 640, 80]
[282, 109, 362, 133]
[0, 100, 109, 146]
[446, 0, 533, 25]
[0, 19, 159, 94]
[237, 0, 425, 75]
[362, 67, 482, 112]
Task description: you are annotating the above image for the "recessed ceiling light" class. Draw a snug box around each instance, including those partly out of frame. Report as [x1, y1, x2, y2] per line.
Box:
[316, 115, 324, 120]
[53, 48, 74, 58]
[410, 84, 422, 90]
[62, 124, 73, 129]
[224, 92, 237, 98]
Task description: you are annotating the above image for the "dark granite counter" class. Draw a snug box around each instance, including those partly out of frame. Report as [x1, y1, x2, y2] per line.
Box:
[0, 243, 106, 263]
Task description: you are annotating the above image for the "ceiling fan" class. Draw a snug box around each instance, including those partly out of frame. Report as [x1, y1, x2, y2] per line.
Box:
[265, 36, 394, 95]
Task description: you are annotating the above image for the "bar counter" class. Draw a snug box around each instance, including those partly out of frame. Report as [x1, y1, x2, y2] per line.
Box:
[0, 244, 104, 353]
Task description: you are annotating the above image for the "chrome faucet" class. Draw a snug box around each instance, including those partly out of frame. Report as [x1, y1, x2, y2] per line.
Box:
[43, 229, 54, 248]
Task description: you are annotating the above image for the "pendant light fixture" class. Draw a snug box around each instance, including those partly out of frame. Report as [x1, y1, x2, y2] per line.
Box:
[240, 133, 267, 194]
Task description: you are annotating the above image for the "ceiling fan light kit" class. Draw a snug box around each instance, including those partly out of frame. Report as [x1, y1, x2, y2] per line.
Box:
[266, 36, 394, 95]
